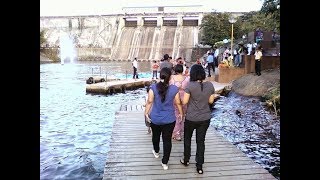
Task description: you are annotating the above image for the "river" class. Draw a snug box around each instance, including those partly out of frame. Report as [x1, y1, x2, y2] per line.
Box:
[40, 61, 280, 179]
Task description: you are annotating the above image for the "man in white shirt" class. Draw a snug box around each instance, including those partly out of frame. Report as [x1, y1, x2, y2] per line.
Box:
[214, 48, 219, 67]
[247, 42, 253, 55]
[254, 47, 263, 76]
[132, 58, 139, 79]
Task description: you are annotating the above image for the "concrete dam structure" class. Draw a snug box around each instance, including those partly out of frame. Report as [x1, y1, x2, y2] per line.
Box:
[40, 12, 205, 61]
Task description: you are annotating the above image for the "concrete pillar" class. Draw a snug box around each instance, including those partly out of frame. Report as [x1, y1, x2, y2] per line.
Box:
[177, 14, 183, 26]
[119, 16, 126, 28]
[198, 13, 203, 26]
[157, 15, 163, 27]
[137, 16, 144, 26]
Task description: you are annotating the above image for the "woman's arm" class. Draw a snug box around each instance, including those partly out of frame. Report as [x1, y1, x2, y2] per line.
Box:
[174, 93, 184, 122]
[144, 89, 154, 122]
[208, 94, 215, 104]
[182, 92, 190, 105]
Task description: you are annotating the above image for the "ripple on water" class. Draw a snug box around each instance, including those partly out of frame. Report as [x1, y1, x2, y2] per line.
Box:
[41, 62, 149, 180]
[211, 91, 280, 179]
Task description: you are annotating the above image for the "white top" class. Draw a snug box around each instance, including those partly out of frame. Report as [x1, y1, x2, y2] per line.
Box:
[255, 51, 263, 60]
[132, 60, 138, 68]
[214, 49, 219, 57]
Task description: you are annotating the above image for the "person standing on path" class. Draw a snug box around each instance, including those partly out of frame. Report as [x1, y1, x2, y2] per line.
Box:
[151, 60, 160, 79]
[132, 57, 139, 79]
[180, 64, 215, 175]
[144, 67, 183, 170]
[206, 52, 215, 77]
[254, 46, 263, 76]
[169, 64, 190, 141]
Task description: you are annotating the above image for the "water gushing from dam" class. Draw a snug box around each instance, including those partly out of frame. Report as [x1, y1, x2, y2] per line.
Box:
[41, 13, 202, 61]
[110, 26, 198, 61]
[59, 33, 77, 64]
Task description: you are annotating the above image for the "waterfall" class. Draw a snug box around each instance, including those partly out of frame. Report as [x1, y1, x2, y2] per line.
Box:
[59, 33, 77, 64]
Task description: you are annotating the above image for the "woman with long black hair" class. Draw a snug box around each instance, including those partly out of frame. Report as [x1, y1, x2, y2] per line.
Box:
[144, 67, 183, 170]
[180, 64, 215, 174]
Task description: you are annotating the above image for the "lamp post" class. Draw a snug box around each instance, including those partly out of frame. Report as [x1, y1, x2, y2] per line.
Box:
[228, 15, 237, 57]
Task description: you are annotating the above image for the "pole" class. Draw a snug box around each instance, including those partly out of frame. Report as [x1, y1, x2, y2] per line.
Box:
[231, 23, 234, 56]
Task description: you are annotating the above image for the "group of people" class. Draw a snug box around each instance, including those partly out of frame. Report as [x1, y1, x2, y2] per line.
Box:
[144, 54, 215, 174]
[201, 43, 263, 76]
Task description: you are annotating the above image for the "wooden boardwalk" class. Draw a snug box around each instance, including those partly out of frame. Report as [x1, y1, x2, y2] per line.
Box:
[86, 78, 152, 94]
[86, 77, 229, 95]
[102, 104, 276, 180]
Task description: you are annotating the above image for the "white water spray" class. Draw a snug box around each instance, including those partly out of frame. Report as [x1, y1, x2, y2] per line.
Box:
[59, 33, 76, 65]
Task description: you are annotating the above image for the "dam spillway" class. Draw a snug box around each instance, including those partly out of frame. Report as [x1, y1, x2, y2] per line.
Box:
[40, 12, 204, 61]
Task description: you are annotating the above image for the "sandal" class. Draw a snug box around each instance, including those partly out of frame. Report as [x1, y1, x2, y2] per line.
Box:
[180, 158, 189, 166]
[197, 167, 203, 174]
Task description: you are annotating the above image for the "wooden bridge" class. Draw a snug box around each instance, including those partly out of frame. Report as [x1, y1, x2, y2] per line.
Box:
[102, 103, 276, 179]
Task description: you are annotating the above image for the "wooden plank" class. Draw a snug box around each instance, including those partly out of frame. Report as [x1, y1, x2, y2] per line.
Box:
[103, 168, 274, 179]
[103, 107, 276, 180]
[86, 79, 230, 95]
[86, 78, 152, 94]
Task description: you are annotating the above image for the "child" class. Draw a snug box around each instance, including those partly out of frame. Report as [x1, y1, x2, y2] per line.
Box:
[227, 53, 234, 67]
[184, 66, 189, 76]
[144, 86, 152, 134]
[152, 60, 160, 79]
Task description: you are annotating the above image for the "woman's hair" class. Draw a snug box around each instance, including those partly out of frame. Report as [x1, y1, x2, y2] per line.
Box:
[156, 67, 172, 102]
[189, 64, 206, 91]
[174, 64, 183, 74]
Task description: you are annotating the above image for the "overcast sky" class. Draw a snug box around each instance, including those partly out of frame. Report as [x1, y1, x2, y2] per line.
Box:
[40, 0, 263, 16]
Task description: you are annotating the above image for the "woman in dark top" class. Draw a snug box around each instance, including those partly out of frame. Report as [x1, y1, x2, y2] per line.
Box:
[180, 64, 215, 174]
[144, 67, 183, 170]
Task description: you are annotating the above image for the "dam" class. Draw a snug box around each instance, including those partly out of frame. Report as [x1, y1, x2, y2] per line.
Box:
[40, 6, 210, 61]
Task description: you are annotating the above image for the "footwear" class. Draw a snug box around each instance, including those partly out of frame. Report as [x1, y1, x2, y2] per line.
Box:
[152, 150, 159, 158]
[161, 163, 168, 170]
[197, 168, 203, 174]
[180, 158, 189, 166]
[173, 136, 181, 141]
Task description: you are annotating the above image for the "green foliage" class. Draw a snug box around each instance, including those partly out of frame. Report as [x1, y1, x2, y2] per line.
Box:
[200, 0, 280, 46]
[40, 30, 47, 46]
[238, 11, 277, 35]
[200, 12, 234, 47]
[262, 84, 280, 116]
[260, 0, 280, 31]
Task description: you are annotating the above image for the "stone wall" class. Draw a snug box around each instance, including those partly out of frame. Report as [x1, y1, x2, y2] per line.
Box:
[218, 55, 280, 83]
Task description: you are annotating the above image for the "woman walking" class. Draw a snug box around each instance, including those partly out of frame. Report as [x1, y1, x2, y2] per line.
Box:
[180, 64, 215, 174]
[169, 64, 189, 141]
[144, 67, 183, 170]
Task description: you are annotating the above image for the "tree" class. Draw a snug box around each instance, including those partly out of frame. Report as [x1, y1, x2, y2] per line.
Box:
[200, 12, 233, 47]
[260, 0, 280, 31]
[40, 30, 46, 47]
[238, 11, 276, 34]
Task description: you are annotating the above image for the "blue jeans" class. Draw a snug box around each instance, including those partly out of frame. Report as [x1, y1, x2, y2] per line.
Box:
[183, 119, 210, 168]
[235, 55, 242, 67]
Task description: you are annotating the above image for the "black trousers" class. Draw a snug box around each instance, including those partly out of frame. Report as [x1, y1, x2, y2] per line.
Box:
[255, 60, 261, 75]
[207, 62, 215, 77]
[183, 119, 210, 168]
[133, 67, 138, 79]
[214, 57, 219, 67]
[152, 70, 158, 78]
[150, 121, 175, 164]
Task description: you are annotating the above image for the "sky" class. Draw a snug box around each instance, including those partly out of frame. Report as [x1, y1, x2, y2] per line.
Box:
[40, 0, 263, 16]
